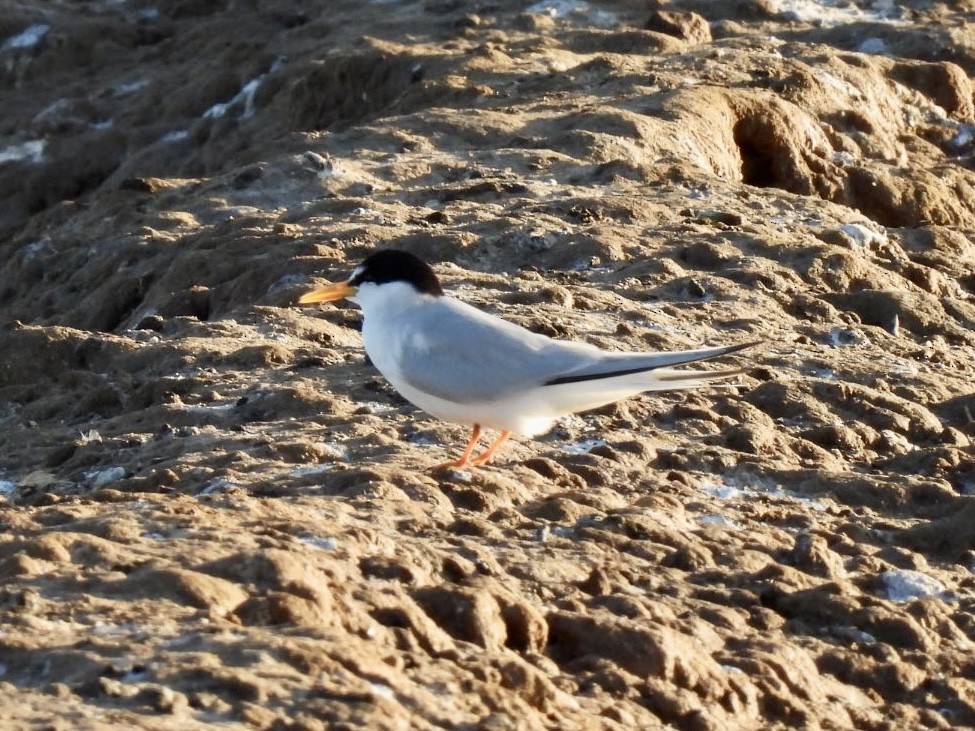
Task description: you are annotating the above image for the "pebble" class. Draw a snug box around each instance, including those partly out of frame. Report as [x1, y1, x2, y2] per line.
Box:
[857, 38, 887, 54]
[827, 327, 869, 347]
[840, 223, 886, 249]
[882, 570, 947, 602]
[86, 467, 126, 488]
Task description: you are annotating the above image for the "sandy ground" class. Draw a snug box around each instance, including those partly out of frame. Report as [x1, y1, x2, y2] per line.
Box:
[2, 0, 975, 728]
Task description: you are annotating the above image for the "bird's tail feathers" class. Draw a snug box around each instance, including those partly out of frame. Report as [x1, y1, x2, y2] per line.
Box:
[641, 340, 760, 370]
[645, 366, 749, 391]
[538, 364, 749, 417]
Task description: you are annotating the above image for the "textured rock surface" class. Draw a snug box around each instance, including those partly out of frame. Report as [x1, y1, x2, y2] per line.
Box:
[2, 1, 975, 728]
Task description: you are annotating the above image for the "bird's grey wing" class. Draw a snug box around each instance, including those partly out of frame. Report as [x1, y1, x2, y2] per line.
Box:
[541, 341, 757, 385]
[396, 300, 601, 403]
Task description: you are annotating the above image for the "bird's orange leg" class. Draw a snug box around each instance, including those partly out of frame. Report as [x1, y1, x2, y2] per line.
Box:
[470, 430, 512, 466]
[435, 424, 483, 469]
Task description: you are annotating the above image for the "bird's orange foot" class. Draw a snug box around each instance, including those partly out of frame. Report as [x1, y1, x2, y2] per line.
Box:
[428, 427, 513, 471]
[430, 425, 482, 472]
[431, 455, 473, 471]
[468, 430, 512, 467]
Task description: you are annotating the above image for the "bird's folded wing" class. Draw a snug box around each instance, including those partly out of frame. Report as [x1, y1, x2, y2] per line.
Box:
[396, 299, 602, 403]
[397, 298, 755, 403]
[542, 341, 756, 385]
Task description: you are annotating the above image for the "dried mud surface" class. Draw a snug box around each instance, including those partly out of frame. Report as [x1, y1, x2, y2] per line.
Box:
[2, 1, 975, 729]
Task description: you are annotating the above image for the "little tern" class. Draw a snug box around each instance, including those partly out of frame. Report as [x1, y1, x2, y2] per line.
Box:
[299, 249, 754, 468]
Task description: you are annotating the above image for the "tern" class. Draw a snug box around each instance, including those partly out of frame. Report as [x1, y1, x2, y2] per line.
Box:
[299, 249, 753, 468]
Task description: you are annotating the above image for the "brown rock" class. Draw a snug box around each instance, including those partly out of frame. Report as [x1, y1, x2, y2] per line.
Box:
[523, 496, 589, 523]
[500, 601, 549, 653]
[234, 592, 330, 627]
[853, 606, 940, 652]
[818, 648, 925, 698]
[646, 11, 712, 45]
[202, 549, 334, 608]
[824, 289, 962, 341]
[844, 164, 975, 228]
[369, 593, 456, 656]
[890, 61, 974, 119]
[724, 423, 781, 455]
[800, 424, 866, 453]
[790, 533, 846, 579]
[495, 657, 559, 711]
[547, 611, 725, 689]
[770, 581, 862, 626]
[0, 535, 71, 564]
[664, 542, 715, 571]
[579, 566, 613, 596]
[902, 500, 975, 555]
[360, 555, 421, 583]
[413, 585, 507, 650]
[0, 553, 51, 578]
[110, 565, 248, 615]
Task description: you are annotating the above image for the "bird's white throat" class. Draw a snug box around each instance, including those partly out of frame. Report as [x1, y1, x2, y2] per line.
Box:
[350, 280, 431, 314]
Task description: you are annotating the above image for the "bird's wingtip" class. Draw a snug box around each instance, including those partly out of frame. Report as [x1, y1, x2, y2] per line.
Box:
[724, 339, 762, 354]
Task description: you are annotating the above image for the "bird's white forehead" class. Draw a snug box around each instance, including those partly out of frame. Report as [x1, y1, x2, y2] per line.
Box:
[350, 264, 365, 281]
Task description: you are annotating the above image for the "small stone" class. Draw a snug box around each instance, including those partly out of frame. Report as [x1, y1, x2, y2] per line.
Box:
[684, 279, 707, 298]
[143, 685, 189, 714]
[579, 566, 613, 596]
[858, 37, 887, 54]
[501, 602, 549, 653]
[87, 466, 125, 488]
[413, 585, 507, 651]
[791, 533, 846, 579]
[882, 570, 946, 602]
[827, 327, 869, 347]
[724, 424, 777, 454]
[646, 10, 712, 44]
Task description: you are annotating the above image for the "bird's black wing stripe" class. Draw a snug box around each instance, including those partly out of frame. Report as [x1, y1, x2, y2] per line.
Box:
[544, 365, 658, 386]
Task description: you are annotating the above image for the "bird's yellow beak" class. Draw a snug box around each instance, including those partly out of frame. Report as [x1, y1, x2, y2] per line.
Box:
[297, 281, 358, 304]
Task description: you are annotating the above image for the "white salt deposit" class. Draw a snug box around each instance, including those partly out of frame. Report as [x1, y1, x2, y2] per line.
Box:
[882, 569, 947, 602]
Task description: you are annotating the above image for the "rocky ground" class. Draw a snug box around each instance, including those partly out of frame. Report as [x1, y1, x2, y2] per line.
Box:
[2, 0, 975, 728]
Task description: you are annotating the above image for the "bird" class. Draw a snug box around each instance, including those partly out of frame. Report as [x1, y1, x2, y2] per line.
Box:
[298, 249, 755, 469]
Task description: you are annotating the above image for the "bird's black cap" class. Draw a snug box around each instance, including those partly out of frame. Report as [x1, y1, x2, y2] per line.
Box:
[349, 249, 444, 297]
